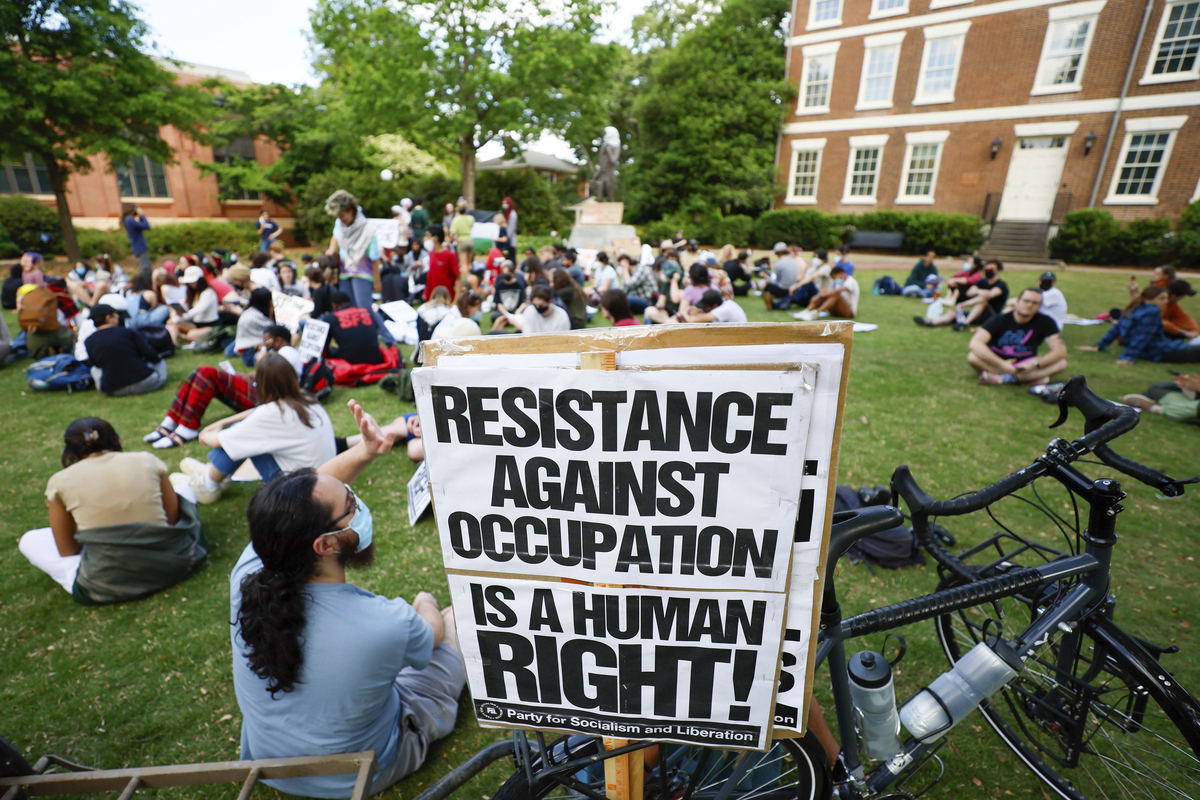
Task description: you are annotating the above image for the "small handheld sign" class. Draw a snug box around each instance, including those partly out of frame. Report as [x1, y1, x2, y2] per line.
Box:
[298, 318, 330, 364]
[407, 461, 432, 526]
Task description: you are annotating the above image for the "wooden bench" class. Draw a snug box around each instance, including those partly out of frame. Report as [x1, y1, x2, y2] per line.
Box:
[849, 230, 905, 252]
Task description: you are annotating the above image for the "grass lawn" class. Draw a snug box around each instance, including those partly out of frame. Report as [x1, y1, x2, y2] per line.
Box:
[1, 266, 1197, 800]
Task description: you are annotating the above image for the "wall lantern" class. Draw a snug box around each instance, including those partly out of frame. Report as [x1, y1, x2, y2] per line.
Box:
[1084, 131, 1097, 156]
[990, 137, 1002, 159]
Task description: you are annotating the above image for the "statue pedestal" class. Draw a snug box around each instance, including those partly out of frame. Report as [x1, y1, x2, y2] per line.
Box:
[567, 200, 639, 254]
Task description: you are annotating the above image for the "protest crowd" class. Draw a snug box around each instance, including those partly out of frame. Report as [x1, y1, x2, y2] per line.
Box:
[3, 184, 1199, 798]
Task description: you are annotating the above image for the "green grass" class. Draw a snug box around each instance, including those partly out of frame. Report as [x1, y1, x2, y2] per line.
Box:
[1, 267, 1197, 800]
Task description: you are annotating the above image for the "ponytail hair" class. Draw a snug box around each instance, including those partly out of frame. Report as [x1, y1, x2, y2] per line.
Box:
[62, 417, 122, 467]
[236, 470, 332, 695]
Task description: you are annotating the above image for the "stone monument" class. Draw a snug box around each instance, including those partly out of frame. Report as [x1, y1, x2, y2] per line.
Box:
[569, 127, 640, 254]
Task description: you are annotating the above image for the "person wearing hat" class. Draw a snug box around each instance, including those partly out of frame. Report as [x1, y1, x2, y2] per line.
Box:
[761, 242, 802, 309]
[220, 264, 254, 317]
[1038, 272, 1068, 330]
[1163, 279, 1199, 340]
[167, 265, 220, 344]
[80, 304, 167, 396]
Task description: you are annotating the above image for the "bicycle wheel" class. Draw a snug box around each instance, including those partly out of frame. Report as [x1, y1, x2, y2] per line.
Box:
[936, 568, 1200, 799]
[493, 733, 831, 800]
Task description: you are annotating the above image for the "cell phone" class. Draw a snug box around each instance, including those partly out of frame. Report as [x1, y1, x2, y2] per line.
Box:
[170, 303, 186, 315]
[1168, 369, 1182, 376]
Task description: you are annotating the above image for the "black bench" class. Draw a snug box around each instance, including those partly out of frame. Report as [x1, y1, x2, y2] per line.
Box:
[849, 230, 905, 252]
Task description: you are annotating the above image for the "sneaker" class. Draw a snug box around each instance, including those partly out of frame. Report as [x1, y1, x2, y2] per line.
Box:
[794, 309, 818, 321]
[951, 322, 967, 332]
[169, 472, 224, 504]
[179, 457, 208, 476]
[913, 316, 932, 327]
[1119, 393, 1158, 412]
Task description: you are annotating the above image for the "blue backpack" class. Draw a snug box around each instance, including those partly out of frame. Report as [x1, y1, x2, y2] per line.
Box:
[873, 275, 902, 295]
[26, 353, 94, 393]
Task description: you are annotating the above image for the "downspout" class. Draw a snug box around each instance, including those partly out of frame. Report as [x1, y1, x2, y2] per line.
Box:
[1089, 0, 1155, 207]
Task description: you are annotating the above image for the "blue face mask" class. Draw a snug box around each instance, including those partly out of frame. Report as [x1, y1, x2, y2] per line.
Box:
[832, 278, 845, 289]
[347, 491, 373, 552]
[471, 311, 483, 323]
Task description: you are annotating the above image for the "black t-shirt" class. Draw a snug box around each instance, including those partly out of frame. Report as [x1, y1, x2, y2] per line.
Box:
[311, 284, 335, 318]
[84, 326, 160, 393]
[981, 311, 1059, 361]
[2, 276, 23, 309]
[494, 273, 525, 311]
[323, 307, 384, 365]
[974, 278, 1008, 313]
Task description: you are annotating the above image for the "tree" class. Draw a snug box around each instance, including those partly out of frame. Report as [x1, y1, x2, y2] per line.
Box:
[310, 0, 618, 207]
[0, 1, 214, 260]
[623, 0, 792, 222]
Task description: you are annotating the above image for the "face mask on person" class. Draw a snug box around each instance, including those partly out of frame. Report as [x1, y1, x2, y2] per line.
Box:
[985, 270, 996, 280]
[471, 311, 483, 323]
[325, 486, 374, 552]
[832, 278, 845, 289]
[75, 265, 87, 276]
[1039, 279, 1053, 292]
[424, 238, 435, 251]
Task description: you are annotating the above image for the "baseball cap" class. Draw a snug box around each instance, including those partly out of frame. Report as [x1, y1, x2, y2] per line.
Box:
[1039, 271, 1056, 282]
[773, 242, 788, 254]
[697, 289, 723, 310]
[179, 265, 205, 284]
[1168, 279, 1196, 297]
[90, 303, 118, 321]
[501, 259, 515, 270]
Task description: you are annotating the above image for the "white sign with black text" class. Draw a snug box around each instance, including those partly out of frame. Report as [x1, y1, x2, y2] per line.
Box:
[297, 318, 330, 364]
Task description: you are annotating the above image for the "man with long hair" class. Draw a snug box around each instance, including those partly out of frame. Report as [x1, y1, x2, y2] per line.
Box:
[230, 400, 463, 797]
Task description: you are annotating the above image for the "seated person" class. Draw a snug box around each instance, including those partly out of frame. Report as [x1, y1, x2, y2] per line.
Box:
[0, 311, 12, 364]
[1162, 279, 1199, 341]
[492, 259, 526, 320]
[917, 260, 1006, 330]
[228, 288, 274, 367]
[794, 264, 859, 321]
[902, 251, 939, 298]
[499, 284, 571, 333]
[620, 251, 657, 312]
[969, 288, 1067, 386]
[418, 286, 456, 340]
[80, 304, 168, 396]
[18, 417, 207, 605]
[323, 291, 387, 365]
[17, 283, 75, 358]
[145, 327, 304, 448]
[643, 261, 684, 324]
[945, 257, 985, 290]
[601, 288, 642, 327]
[833, 246, 855, 276]
[679, 288, 747, 323]
[552, 268, 588, 330]
[278, 262, 309, 298]
[21, 251, 47, 287]
[308, 263, 336, 318]
[2, 264, 23, 309]
[1037, 272, 1068, 330]
[433, 290, 483, 340]
[1120, 373, 1200, 424]
[124, 274, 170, 330]
[1127, 265, 1175, 304]
[1079, 286, 1200, 364]
[249, 251, 282, 294]
[170, 353, 336, 503]
[166, 266, 220, 344]
[64, 261, 97, 306]
[768, 249, 831, 310]
[221, 264, 253, 314]
[761, 242, 802, 308]
[230, 400, 463, 798]
[679, 263, 713, 316]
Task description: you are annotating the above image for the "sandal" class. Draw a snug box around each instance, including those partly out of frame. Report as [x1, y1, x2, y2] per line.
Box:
[143, 425, 174, 443]
[152, 431, 193, 450]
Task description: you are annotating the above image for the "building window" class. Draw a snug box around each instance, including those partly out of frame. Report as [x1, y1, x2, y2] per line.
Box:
[117, 155, 171, 199]
[797, 42, 840, 115]
[913, 22, 970, 105]
[870, 0, 909, 20]
[1142, 0, 1200, 84]
[807, 0, 842, 31]
[211, 135, 262, 202]
[1104, 116, 1186, 206]
[786, 139, 826, 205]
[842, 135, 888, 204]
[1031, 1, 1104, 95]
[0, 154, 53, 195]
[896, 131, 949, 204]
[856, 32, 905, 111]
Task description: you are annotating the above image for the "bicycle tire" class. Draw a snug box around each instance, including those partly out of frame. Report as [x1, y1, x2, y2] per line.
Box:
[492, 733, 831, 800]
[936, 569, 1200, 799]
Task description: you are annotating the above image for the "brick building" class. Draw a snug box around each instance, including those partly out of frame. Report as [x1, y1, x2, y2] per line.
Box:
[0, 60, 291, 233]
[775, 0, 1200, 257]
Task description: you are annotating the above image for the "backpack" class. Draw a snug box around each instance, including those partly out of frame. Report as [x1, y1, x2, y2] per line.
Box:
[18, 287, 61, 333]
[380, 368, 415, 402]
[873, 276, 902, 296]
[834, 484, 926, 572]
[300, 358, 335, 402]
[327, 345, 403, 387]
[194, 325, 235, 354]
[137, 324, 175, 358]
[25, 353, 94, 393]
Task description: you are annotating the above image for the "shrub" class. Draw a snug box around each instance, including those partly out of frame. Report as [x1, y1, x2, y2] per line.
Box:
[76, 227, 130, 259]
[0, 195, 62, 254]
[145, 221, 260, 257]
[0, 221, 19, 259]
[719, 215, 755, 247]
[476, 169, 572, 236]
[1049, 209, 1119, 264]
[1110, 218, 1172, 266]
[753, 209, 841, 249]
[901, 211, 986, 256]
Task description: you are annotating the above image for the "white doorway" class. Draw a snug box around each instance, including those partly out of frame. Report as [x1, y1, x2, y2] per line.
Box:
[996, 136, 1070, 222]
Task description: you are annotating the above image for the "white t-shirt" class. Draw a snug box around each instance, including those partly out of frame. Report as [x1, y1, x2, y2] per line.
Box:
[217, 401, 335, 473]
[594, 264, 621, 292]
[275, 345, 306, 377]
[1040, 287, 1067, 329]
[711, 299, 748, 323]
[520, 304, 571, 334]
[840, 275, 861, 316]
[250, 268, 282, 293]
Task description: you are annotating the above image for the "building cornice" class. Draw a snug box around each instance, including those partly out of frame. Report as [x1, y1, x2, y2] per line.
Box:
[788, 0, 1063, 47]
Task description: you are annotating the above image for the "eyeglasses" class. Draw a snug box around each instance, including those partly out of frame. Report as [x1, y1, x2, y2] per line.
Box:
[322, 483, 358, 537]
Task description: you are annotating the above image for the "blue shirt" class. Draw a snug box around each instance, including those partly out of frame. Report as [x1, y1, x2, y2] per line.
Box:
[1096, 302, 1189, 364]
[835, 257, 855, 276]
[124, 215, 150, 256]
[230, 543, 433, 798]
[258, 219, 280, 243]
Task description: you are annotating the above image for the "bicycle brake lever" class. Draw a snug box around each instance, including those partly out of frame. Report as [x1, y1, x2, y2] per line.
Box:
[1050, 393, 1070, 429]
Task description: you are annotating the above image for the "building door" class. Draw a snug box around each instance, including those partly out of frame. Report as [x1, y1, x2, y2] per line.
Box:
[996, 136, 1069, 222]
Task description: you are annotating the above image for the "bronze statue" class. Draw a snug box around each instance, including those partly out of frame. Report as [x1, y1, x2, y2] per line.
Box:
[590, 126, 620, 202]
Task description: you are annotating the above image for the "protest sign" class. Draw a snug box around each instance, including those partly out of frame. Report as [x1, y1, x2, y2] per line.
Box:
[370, 218, 401, 249]
[297, 318, 330, 364]
[408, 461, 432, 526]
[271, 291, 314, 334]
[416, 324, 852, 749]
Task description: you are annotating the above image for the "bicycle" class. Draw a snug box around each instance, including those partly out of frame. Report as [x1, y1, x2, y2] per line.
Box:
[428, 376, 1199, 800]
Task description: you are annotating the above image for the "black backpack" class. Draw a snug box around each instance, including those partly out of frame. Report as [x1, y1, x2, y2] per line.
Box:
[300, 358, 335, 402]
[834, 485, 926, 572]
[136, 324, 175, 358]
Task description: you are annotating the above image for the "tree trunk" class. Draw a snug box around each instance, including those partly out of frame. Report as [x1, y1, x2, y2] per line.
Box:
[43, 157, 80, 263]
[460, 136, 477, 209]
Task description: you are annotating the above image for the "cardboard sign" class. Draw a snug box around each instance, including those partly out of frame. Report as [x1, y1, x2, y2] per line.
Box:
[579, 202, 624, 225]
[298, 318, 330, 364]
[408, 461, 432, 526]
[272, 291, 314, 334]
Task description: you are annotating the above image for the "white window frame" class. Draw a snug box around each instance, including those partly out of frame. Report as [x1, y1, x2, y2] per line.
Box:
[807, 0, 843, 31]
[929, 0, 972, 8]
[1103, 116, 1188, 206]
[796, 42, 840, 115]
[913, 21, 970, 106]
[1030, 1, 1105, 96]
[869, 0, 909, 21]
[896, 131, 950, 204]
[842, 134, 888, 205]
[1141, 0, 1200, 85]
[786, 138, 827, 205]
[855, 31, 906, 111]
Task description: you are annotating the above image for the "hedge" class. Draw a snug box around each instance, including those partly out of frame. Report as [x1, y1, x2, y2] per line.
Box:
[76, 220, 261, 260]
[748, 208, 985, 255]
[0, 221, 19, 259]
[0, 195, 62, 255]
[1049, 206, 1199, 267]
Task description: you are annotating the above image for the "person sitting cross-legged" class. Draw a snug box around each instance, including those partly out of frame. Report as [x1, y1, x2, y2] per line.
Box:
[969, 288, 1067, 386]
[169, 353, 335, 503]
[901, 251, 940, 298]
[793, 264, 858, 321]
[916, 260, 1007, 330]
[323, 291, 389, 364]
[79, 303, 168, 396]
[230, 399, 464, 798]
